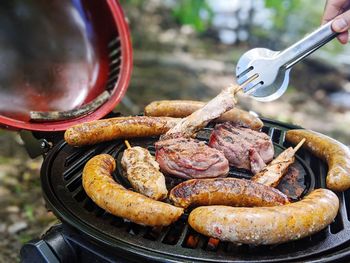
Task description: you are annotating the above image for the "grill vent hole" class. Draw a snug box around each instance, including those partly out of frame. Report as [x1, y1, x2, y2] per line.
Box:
[203, 237, 220, 252]
[261, 126, 270, 135]
[344, 189, 350, 221]
[272, 129, 282, 143]
[308, 228, 328, 242]
[73, 188, 87, 202]
[330, 209, 344, 234]
[144, 226, 163, 241]
[66, 176, 82, 192]
[127, 223, 142, 236]
[94, 206, 105, 217]
[181, 228, 201, 249]
[110, 217, 125, 228]
[161, 221, 186, 245]
[83, 198, 96, 212]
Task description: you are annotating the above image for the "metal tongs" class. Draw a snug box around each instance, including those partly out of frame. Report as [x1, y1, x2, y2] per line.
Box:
[236, 20, 338, 102]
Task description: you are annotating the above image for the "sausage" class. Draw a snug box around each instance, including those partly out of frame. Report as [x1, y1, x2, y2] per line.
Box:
[64, 116, 179, 146]
[144, 100, 263, 130]
[121, 146, 168, 200]
[286, 129, 350, 192]
[82, 154, 183, 226]
[188, 189, 339, 245]
[169, 178, 289, 208]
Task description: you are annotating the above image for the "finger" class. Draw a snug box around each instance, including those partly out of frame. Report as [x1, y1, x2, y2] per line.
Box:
[332, 9, 350, 32]
[322, 0, 348, 24]
[337, 31, 349, 44]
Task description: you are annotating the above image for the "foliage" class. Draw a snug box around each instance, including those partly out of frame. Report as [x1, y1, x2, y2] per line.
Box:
[255, 0, 346, 55]
[265, 0, 302, 31]
[172, 0, 214, 32]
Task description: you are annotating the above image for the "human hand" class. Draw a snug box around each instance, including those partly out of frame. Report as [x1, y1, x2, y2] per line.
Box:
[322, 0, 350, 44]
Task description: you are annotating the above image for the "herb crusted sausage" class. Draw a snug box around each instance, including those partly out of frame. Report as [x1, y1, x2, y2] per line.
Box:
[65, 116, 179, 147]
[188, 189, 339, 245]
[286, 129, 350, 192]
[82, 154, 183, 226]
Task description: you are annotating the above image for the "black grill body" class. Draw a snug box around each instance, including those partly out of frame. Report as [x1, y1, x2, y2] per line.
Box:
[21, 118, 350, 262]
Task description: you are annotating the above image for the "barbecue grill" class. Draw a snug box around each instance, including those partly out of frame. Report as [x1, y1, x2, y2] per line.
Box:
[19, 118, 350, 262]
[1, 1, 350, 262]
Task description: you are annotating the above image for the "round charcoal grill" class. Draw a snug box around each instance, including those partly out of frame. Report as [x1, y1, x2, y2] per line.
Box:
[40, 118, 350, 262]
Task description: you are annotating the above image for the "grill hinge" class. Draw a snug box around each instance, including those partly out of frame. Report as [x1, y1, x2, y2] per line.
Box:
[20, 130, 53, 158]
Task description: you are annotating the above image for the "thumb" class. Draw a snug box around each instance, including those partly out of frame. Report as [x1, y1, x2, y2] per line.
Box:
[332, 10, 350, 32]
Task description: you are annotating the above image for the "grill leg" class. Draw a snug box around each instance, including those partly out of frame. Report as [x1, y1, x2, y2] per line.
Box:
[20, 224, 77, 263]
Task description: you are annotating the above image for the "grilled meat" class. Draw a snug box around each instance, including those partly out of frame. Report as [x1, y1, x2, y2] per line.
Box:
[144, 100, 263, 130]
[188, 189, 339, 245]
[121, 146, 168, 200]
[169, 178, 289, 209]
[277, 163, 306, 200]
[82, 154, 183, 227]
[286, 129, 350, 192]
[161, 85, 240, 140]
[155, 138, 229, 179]
[252, 147, 295, 187]
[209, 122, 274, 173]
[65, 116, 180, 147]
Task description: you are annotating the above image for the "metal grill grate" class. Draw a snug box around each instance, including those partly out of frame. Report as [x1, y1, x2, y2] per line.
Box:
[107, 37, 122, 91]
[41, 118, 350, 262]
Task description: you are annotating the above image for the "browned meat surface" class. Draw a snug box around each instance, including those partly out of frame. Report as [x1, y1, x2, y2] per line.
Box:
[208, 122, 274, 173]
[82, 154, 183, 227]
[121, 146, 168, 200]
[252, 147, 295, 187]
[65, 116, 180, 146]
[277, 163, 306, 200]
[155, 138, 229, 179]
[161, 85, 240, 140]
[286, 129, 350, 192]
[169, 178, 289, 209]
[188, 189, 339, 245]
[144, 100, 263, 130]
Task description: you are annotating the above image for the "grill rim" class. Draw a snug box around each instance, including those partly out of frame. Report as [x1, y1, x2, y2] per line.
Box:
[40, 117, 350, 263]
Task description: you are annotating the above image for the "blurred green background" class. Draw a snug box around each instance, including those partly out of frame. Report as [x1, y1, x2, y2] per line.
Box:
[1, 0, 350, 261]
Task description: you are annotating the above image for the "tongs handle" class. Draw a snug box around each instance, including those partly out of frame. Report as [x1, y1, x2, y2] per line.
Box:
[276, 20, 338, 69]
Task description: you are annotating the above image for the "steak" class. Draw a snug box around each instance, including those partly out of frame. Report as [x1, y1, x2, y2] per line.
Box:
[209, 123, 274, 173]
[155, 138, 229, 179]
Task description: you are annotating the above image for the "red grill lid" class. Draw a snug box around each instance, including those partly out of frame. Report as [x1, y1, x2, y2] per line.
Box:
[0, 0, 132, 131]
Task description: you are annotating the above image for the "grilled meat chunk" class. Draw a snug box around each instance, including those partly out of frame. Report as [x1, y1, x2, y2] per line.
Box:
[252, 147, 296, 187]
[121, 146, 168, 200]
[144, 100, 263, 130]
[161, 85, 240, 140]
[155, 138, 229, 179]
[209, 123, 274, 173]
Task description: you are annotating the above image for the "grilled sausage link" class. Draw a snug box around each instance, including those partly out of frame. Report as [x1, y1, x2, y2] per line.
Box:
[286, 129, 350, 192]
[82, 154, 183, 226]
[144, 100, 263, 130]
[188, 189, 339, 245]
[169, 178, 289, 208]
[65, 116, 180, 146]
